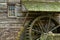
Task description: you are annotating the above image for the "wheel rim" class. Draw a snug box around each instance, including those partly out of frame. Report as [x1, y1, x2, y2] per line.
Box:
[29, 16, 59, 40]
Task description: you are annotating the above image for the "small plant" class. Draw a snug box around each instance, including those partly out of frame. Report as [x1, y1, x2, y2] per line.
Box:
[40, 33, 54, 40]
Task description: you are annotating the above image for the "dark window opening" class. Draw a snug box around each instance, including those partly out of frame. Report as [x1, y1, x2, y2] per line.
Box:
[8, 4, 16, 17]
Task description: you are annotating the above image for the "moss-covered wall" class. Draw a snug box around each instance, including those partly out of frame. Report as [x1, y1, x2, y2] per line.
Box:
[22, 0, 60, 2]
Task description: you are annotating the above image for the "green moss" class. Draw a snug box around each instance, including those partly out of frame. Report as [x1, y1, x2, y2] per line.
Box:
[23, 2, 60, 12]
[40, 33, 53, 40]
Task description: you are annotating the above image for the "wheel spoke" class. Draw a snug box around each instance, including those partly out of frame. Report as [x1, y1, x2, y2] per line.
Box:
[36, 22, 43, 33]
[47, 16, 51, 32]
[50, 25, 60, 32]
[35, 23, 41, 31]
[39, 20, 47, 33]
[44, 24, 47, 32]
[32, 29, 41, 33]
[49, 22, 55, 31]
[33, 24, 40, 32]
